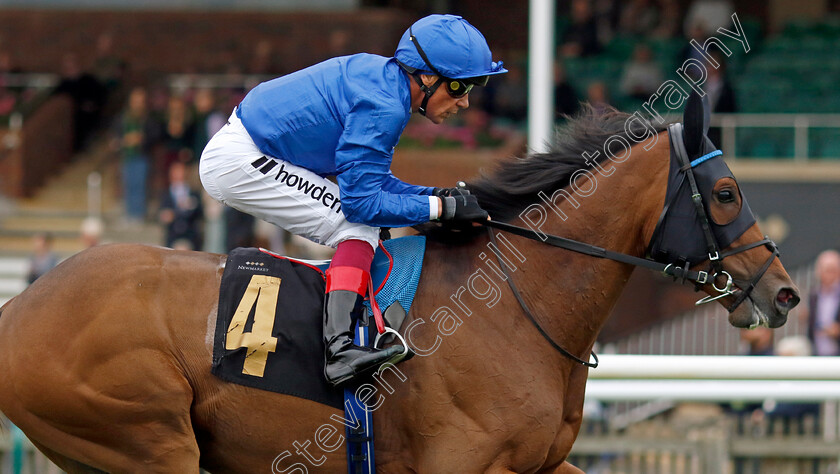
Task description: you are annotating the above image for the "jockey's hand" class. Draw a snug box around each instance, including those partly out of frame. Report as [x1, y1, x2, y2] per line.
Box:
[433, 182, 470, 198]
[440, 194, 488, 222]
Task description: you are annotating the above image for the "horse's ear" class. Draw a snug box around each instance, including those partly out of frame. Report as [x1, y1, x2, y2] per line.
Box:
[682, 90, 710, 156]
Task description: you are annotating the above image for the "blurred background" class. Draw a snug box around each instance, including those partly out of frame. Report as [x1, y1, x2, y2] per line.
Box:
[1, 0, 840, 472]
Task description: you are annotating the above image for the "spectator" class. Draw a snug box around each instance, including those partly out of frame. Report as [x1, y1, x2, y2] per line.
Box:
[651, 0, 680, 38]
[554, 60, 581, 119]
[586, 81, 611, 114]
[724, 326, 775, 418]
[162, 94, 195, 165]
[776, 335, 812, 357]
[592, 0, 622, 45]
[489, 62, 528, 125]
[618, 0, 661, 37]
[739, 326, 774, 356]
[202, 193, 227, 254]
[27, 232, 58, 284]
[619, 44, 664, 101]
[53, 53, 106, 151]
[0, 86, 15, 117]
[153, 94, 194, 198]
[159, 161, 204, 250]
[0, 50, 22, 75]
[680, 21, 710, 65]
[327, 29, 353, 58]
[192, 88, 227, 163]
[758, 336, 820, 427]
[91, 32, 126, 94]
[112, 87, 160, 227]
[224, 207, 255, 252]
[191, 88, 229, 254]
[805, 249, 840, 356]
[560, 0, 602, 58]
[247, 39, 282, 76]
[683, 0, 735, 37]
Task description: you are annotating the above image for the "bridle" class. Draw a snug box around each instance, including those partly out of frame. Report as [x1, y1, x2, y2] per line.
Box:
[649, 123, 779, 312]
[471, 123, 780, 368]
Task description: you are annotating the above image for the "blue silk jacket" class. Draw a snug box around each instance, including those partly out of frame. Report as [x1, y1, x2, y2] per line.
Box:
[236, 53, 434, 227]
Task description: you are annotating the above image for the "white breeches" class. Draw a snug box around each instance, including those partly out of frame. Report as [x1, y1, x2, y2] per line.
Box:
[199, 111, 379, 250]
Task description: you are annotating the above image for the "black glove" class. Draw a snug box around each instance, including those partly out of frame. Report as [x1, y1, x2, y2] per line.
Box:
[433, 182, 470, 198]
[439, 194, 488, 222]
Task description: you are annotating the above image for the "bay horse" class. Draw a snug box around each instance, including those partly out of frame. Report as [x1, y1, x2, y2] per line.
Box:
[0, 96, 799, 473]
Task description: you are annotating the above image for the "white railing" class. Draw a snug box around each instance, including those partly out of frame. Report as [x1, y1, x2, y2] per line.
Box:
[711, 113, 840, 160]
[0, 74, 59, 90]
[586, 355, 840, 440]
[166, 73, 272, 92]
[576, 354, 840, 473]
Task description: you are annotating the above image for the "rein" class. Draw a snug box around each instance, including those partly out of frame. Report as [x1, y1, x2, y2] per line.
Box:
[487, 229, 599, 368]
[482, 218, 703, 369]
[481, 218, 775, 368]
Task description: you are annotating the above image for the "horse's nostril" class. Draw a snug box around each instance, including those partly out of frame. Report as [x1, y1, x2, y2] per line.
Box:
[776, 287, 800, 308]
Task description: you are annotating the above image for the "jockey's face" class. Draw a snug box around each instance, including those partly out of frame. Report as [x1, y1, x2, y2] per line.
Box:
[418, 74, 470, 124]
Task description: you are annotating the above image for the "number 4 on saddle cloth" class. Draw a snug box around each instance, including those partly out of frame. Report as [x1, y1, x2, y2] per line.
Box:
[211, 236, 426, 472]
[212, 235, 425, 402]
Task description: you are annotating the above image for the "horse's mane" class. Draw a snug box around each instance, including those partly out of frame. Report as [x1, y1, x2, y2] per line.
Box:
[415, 104, 667, 242]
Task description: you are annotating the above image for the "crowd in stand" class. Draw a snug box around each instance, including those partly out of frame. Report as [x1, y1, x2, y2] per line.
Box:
[2, 0, 746, 259]
[7, 0, 827, 260]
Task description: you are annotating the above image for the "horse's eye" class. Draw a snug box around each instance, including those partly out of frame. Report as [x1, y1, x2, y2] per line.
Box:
[717, 189, 736, 203]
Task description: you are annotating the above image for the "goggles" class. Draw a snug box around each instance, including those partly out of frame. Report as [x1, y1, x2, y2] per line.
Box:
[445, 79, 473, 98]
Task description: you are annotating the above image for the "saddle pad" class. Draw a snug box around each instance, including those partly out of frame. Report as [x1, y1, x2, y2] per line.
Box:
[364, 236, 426, 323]
[211, 247, 343, 408]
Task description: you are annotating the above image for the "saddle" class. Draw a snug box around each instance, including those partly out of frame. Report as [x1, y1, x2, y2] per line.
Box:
[210, 235, 426, 407]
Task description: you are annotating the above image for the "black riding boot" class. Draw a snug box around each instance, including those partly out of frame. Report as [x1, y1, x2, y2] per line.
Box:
[323, 289, 404, 386]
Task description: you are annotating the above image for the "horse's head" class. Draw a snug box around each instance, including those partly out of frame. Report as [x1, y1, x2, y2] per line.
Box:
[647, 91, 799, 329]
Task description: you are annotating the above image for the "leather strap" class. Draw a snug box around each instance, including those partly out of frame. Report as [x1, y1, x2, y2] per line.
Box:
[487, 228, 599, 368]
[483, 219, 711, 284]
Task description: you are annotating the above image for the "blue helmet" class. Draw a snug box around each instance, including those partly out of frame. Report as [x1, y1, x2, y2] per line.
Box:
[395, 14, 507, 83]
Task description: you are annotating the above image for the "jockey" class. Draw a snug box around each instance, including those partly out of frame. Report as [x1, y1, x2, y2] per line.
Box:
[199, 14, 506, 386]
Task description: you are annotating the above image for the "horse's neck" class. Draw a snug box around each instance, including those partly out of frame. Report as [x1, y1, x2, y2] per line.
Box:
[415, 140, 670, 371]
[501, 141, 670, 361]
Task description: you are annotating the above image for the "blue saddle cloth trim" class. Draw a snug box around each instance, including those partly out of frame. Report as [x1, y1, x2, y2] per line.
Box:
[344, 235, 426, 474]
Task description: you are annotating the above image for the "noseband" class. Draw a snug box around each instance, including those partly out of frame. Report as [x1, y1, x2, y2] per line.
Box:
[471, 124, 779, 367]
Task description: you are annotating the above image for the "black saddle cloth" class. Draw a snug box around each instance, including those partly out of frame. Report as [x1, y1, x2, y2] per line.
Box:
[211, 247, 342, 408]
